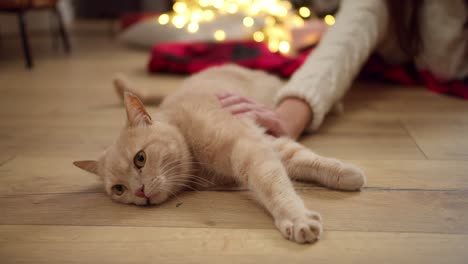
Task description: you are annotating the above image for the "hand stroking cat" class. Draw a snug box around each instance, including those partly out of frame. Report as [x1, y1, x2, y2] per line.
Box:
[74, 64, 366, 244]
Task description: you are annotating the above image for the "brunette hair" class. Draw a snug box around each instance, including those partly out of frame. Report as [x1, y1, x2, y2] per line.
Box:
[386, 0, 425, 58]
[386, 0, 468, 58]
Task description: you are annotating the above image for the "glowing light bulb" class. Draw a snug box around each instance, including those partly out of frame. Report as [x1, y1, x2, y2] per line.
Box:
[172, 15, 187, 29]
[248, 4, 260, 15]
[199, 0, 210, 7]
[226, 3, 238, 13]
[243, 16, 254, 27]
[203, 10, 215, 21]
[264, 16, 275, 26]
[158, 14, 169, 25]
[299, 6, 311, 18]
[278, 41, 290, 54]
[324, 15, 335, 26]
[281, 1, 292, 10]
[187, 22, 199, 33]
[268, 40, 279, 52]
[253, 31, 265, 42]
[191, 10, 203, 22]
[173, 2, 187, 13]
[291, 15, 304, 27]
[213, 0, 223, 9]
[162, 0, 307, 48]
[214, 30, 226, 41]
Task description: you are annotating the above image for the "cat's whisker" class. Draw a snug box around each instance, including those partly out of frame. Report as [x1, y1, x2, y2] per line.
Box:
[163, 168, 214, 182]
[186, 175, 215, 185]
[161, 160, 210, 175]
[160, 160, 207, 177]
[156, 185, 184, 204]
[168, 182, 201, 192]
[164, 172, 215, 187]
[165, 179, 207, 190]
[159, 159, 184, 175]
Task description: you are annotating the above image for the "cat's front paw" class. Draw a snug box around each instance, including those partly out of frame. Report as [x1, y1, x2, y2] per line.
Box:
[275, 210, 323, 244]
[337, 164, 366, 191]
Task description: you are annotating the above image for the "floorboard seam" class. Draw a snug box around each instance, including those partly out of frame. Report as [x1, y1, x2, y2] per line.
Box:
[398, 120, 430, 160]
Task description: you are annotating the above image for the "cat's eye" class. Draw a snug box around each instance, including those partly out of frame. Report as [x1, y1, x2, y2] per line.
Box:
[111, 184, 126, 196]
[134, 150, 146, 169]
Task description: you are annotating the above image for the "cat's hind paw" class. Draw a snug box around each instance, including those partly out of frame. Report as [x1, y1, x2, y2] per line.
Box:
[337, 164, 366, 191]
[275, 210, 323, 244]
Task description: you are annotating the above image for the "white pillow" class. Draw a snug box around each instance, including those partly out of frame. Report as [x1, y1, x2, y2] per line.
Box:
[119, 14, 263, 49]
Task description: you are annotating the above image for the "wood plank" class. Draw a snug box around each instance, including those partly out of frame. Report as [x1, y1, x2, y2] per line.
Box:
[303, 114, 427, 159]
[402, 118, 468, 160]
[2, 156, 468, 195]
[1, 190, 466, 234]
[350, 160, 468, 190]
[344, 82, 468, 119]
[0, 225, 467, 264]
[300, 133, 425, 160]
[0, 116, 425, 161]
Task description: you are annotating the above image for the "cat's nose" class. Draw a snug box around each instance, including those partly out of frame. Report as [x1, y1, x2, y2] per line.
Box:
[135, 185, 147, 198]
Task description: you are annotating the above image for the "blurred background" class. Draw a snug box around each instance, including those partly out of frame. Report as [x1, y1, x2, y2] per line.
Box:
[0, 0, 339, 69]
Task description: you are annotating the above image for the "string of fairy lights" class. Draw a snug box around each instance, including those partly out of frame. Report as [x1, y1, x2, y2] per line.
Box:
[156, 0, 335, 55]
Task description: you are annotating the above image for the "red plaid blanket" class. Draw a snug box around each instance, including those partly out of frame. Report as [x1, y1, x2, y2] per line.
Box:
[148, 41, 468, 99]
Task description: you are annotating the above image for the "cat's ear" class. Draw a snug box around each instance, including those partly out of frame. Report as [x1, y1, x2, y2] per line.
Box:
[123, 92, 152, 127]
[73, 160, 99, 175]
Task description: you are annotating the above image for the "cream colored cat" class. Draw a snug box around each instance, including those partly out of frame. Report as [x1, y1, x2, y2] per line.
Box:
[74, 65, 366, 244]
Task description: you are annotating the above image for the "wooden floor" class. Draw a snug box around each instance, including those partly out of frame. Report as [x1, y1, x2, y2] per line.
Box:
[1, 24, 468, 264]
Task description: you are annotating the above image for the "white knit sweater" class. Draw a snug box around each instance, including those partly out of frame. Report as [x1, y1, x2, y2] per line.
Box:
[275, 0, 468, 132]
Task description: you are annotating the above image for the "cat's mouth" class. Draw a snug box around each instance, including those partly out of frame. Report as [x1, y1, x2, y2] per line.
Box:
[141, 191, 169, 206]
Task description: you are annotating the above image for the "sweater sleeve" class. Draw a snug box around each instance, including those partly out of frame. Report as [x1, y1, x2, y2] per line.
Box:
[275, 0, 389, 132]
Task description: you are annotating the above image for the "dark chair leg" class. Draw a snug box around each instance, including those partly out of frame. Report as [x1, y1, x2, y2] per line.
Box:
[17, 11, 33, 68]
[49, 11, 59, 51]
[53, 7, 70, 53]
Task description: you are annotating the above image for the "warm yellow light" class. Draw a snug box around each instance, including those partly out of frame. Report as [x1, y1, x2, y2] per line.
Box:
[281, 1, 292, 10]
[253, 31, 265, 42]
[203, 10, 215, 21]
[199, 0, 210, 7]
[226, 3, 238, 14]
[158, 14, 169, 25]
[243, 16, 254, 27]
[299, 6, 311, 18]
[278, 41, 290, 54]
[165, 0, 305, 48]
[269, 5, 286, 17]
[172, 15, 187, 29]
[173, 2, 187, 13]
[191, 10, 203, 22]
[187, 22, 199, 33]
[264, 16, 275, 26]
[291, 15, 304, 27]
[324, 14, 335, 25]
[279, 7, 288, 17]
[213, 0, 223, 9]
[268, 40, 279, 52]
[248, 4, 260, 15]
[214, 30, 226, 41]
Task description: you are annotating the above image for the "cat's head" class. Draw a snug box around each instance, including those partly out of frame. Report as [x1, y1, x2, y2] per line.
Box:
[74, 92, 191, 206]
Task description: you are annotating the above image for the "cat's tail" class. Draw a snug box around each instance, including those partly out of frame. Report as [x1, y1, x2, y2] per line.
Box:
[113, 74, 164, 105]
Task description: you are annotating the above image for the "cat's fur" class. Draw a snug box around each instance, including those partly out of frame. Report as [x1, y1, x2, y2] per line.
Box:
[74, 65, 366, 244]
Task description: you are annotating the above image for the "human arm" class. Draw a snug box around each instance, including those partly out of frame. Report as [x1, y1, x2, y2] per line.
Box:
[275, 0, 389, 132]
[218, 0, 390, 138]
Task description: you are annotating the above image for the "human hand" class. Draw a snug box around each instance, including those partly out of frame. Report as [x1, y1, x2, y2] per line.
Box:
[215, 92, 289, 137]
